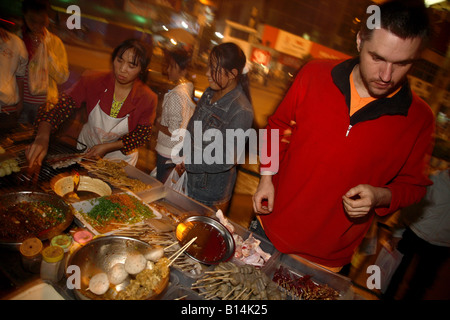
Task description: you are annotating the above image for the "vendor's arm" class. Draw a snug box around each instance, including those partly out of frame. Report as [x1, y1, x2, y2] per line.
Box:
[26, 94, 78, 166]
[84, 140, 124, 160]
[25, 121, 52, 166]
[119, 124, 152, 154]
[118, 87, 157, 155]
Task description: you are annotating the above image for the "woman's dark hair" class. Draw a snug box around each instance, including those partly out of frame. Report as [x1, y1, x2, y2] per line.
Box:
[166, 48, 191, 71]
[360, 0, 430, 44]
[209, 42, 252, 103]
[22, 0, 49, 14]
[111, 39, 152, 82]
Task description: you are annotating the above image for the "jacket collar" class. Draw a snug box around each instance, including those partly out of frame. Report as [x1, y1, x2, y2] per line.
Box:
[331, 58, 413, 125]
[204, 84, 245, 112]
[99, 72, 141, 115]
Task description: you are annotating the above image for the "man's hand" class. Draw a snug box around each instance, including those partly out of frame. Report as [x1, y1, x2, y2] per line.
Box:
[342, 184, 392, 218]
[281, 120, 296, 143]
[253, 175, 275, 214]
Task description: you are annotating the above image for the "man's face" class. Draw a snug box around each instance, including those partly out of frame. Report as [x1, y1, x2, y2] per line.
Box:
[357, 28, 423, 98]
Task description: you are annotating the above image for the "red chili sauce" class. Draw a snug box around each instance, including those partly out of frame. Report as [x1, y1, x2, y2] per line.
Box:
[180, 221, 227, 264]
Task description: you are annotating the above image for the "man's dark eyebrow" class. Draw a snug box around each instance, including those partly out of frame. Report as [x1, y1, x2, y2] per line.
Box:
[368, 51, 417, 65]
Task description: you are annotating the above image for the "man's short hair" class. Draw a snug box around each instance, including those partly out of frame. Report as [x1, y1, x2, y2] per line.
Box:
[360, 0, 430, 43]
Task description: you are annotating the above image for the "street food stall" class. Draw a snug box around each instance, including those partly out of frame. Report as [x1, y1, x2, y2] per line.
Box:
[0, 125, 354, 301]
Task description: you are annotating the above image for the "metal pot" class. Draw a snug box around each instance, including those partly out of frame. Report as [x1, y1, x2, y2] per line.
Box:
[66, 236, 169, 300]
[0, 191, 74, 250]
[175, 215, 235, 265]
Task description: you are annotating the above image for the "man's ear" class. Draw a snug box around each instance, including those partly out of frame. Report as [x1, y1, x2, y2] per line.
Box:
[356, 31, 362, 53]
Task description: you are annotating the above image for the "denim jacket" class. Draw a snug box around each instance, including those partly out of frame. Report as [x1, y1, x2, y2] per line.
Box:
[184, 84, 254, 206]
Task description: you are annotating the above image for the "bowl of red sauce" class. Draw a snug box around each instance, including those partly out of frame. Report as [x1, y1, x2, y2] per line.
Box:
[175, 215, 235, 265]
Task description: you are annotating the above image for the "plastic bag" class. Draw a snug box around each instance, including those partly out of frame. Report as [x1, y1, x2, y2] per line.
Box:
[375, 245, 404, 293]
[28, 40, 49, 96]
[164, 169, 188, 195]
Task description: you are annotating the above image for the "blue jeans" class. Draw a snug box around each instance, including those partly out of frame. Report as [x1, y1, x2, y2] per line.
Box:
[156, 153, 176, 184]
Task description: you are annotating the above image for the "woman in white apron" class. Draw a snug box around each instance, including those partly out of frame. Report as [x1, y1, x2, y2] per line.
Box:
[26, 39, 157, 167]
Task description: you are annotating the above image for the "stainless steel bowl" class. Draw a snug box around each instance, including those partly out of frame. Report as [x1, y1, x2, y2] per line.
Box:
[0, 191, 74, 250]
[175, 215, 235, 265]
[66, 236, 169, 300]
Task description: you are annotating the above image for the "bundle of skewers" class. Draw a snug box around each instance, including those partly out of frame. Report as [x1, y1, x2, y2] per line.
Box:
[191, 262, 286, 300]
[80, 159, 152, 192]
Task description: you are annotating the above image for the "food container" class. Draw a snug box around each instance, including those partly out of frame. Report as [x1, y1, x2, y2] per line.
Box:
[20, 237, 43, 273]
[73, 230, 93, 245]
[229, 220, 279, 267]
[51, 174, 112, 201]
[263, 252, 354, 300]
[41, 245, 65, 283]
[175, 215, 235, 265]
[0, 191, 74, 250]
[123, 165, 164, 202]
[51, 234, 73, 253]
[66, 236, 170, 300]
[71, 192, 162, 235]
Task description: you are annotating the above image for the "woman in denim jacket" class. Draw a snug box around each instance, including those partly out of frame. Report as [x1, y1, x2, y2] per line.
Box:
[179, 42, 254, 212]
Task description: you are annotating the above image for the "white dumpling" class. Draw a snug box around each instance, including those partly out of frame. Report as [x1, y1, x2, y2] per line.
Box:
[108, 263, 128, 285]
[89, 272, 110, 295]
[144, 247, 164, 262]
[124, 252, 147, 275]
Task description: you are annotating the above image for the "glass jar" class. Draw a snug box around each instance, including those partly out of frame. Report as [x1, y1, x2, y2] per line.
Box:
[40, 245, 65, 283]
[20, 237, 43, 274]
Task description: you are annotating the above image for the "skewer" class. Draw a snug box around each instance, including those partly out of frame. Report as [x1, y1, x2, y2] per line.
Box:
[222, 287, 236, 300]
[233, 287, 248, 300]
[191, 282, 222, 290]
[243, 289, 254, 300]
[204, 289, 221, 300]
[193, 275, 231, 284]
[168, 237, 197, 266]
[204, 269, 235, 274]
[173, 295, 188, 300]
[164, 241, 179, 251]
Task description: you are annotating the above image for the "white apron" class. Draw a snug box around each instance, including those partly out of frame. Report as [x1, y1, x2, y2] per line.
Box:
[77, 93, 138, 166]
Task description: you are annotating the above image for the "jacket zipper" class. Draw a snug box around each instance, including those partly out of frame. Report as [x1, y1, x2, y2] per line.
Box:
[346, 124, 352, 137]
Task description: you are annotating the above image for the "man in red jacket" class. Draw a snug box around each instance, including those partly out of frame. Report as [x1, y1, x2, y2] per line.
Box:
[252, 1, 435, 271]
